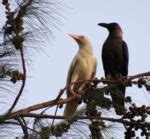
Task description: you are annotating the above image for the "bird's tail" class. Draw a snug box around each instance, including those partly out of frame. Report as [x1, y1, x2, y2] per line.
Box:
[63, 100, 78, 117]
[63, 90, 78, 117]
[111, 85, 126, 115]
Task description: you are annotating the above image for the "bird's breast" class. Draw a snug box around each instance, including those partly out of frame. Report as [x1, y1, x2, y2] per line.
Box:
[77, 55, 94, 79]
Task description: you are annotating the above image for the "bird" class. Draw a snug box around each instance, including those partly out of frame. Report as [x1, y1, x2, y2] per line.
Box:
[63, 34, 97, 117]
[98, 22, 129, 115]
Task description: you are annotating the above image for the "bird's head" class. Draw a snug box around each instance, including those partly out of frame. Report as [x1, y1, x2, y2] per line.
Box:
[98, 22, 123, 38]
[69, 34, 89, 44]
[69, 34, 93, 54]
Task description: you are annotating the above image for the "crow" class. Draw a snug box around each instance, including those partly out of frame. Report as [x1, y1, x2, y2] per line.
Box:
[98, 23, 129, 115]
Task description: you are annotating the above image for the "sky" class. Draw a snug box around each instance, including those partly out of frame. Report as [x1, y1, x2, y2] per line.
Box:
[0, 0, 150, 138]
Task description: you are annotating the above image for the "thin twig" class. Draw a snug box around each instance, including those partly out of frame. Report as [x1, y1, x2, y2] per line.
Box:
[16, 117, 29, 138]
[2, 121, 39, 133]
[9, 47, 26, 113]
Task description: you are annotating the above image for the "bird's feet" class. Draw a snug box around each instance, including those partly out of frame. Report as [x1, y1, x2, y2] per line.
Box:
[70, 90, 81, 99]
[77, 90, 85, 95]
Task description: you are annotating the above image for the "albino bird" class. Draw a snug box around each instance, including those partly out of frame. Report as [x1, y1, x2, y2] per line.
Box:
[64, 34, 97, 117]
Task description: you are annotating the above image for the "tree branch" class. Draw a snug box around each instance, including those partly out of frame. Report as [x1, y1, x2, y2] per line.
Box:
[10, 71, 150, 118]
[11, 113, 150, 128]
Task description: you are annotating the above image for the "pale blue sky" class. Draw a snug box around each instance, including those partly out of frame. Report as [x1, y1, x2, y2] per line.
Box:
[0, 0, 150, 138]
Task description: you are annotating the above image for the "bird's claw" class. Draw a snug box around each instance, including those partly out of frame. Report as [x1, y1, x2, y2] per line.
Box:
[70, 90, 81, 99]
[77, 90, 85, 95]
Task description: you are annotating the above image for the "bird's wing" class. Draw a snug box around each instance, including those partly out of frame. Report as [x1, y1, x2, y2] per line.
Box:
[64, 55, 79, 117]
[122, 41, 129, 76]
[102, 41, 118, 76]
[91, 57, 97, 79]
[66, 55, 79, 91]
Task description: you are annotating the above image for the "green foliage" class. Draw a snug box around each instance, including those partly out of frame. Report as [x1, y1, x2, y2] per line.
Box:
[41, 126, 50, 139]
[85, 87, 111, 138]
[123, 104, 149, 138]
[49, 116, 78, 137]
[89, 121, 104, 139]
[50, 123, 69, 137]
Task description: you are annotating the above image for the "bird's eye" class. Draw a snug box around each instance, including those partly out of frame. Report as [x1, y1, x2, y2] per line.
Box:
[80, 35, 85, 40]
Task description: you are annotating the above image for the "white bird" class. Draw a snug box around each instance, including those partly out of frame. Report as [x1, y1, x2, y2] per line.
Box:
[64, 34, 97, 117]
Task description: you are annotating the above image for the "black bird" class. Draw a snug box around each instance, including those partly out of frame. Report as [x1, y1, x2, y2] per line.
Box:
[98, 22, 129, 115]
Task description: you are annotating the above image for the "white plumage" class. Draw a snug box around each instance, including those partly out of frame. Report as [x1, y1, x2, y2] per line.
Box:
[64, 34, 97, 117]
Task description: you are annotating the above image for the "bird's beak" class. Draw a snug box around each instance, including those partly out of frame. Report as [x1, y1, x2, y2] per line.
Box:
[69, 34, 80, 41]
[98, 23, 109, 28]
